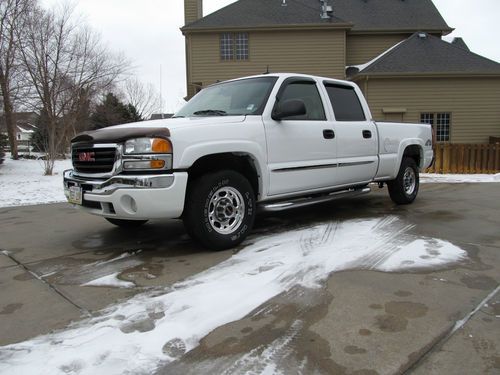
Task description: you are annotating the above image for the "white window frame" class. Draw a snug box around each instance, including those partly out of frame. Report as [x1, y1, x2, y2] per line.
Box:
[220, 33, 249, 61]
[220, 33, 233, 61]
[421, 112, 450, 142]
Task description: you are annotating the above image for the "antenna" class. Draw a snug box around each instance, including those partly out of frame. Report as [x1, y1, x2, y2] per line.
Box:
[159, 64, 163, 118]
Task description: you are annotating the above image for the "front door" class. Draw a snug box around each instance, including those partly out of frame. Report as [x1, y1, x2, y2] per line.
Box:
[263, 78, 337, 196]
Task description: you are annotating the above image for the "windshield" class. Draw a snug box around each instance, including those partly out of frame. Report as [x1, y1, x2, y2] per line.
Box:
[175, 77, 278, 118]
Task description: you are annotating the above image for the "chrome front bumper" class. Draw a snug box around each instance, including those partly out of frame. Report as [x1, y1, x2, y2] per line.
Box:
[63, 169, 175, 196]
[63, 169, 188, 219]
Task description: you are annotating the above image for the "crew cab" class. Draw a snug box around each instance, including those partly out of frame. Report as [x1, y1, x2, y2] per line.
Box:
[64, 73, 433, 250]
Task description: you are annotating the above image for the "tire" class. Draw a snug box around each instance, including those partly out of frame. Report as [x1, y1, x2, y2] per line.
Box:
[387, 157, 419, 205]
[183, 170, 256, 250]
[106, 218, 148, 228]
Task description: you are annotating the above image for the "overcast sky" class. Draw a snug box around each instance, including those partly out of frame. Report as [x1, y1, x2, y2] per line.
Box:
[42, 0, 500, 114]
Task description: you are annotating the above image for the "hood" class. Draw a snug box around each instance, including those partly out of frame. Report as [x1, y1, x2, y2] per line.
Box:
[71, 116, 246, 144]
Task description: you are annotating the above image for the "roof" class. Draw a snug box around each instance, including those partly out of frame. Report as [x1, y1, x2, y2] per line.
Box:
[332, 0, 452, 33]
[451, 37, 470, 51]
[183, 0, 348, 30]
[182, 0, 452, 33]
[149, 113, 174, 120]
[0, 112, 38, 133]
[354, 33, 500, 76]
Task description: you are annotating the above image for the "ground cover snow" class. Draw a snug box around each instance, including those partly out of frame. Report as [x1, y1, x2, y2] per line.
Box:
[0, 155, 71, 207]
[0, 216, 467, 375]
[421, 173, 500, 183]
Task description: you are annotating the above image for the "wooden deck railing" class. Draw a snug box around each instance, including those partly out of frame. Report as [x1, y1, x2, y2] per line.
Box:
[426, 143, 500, 174]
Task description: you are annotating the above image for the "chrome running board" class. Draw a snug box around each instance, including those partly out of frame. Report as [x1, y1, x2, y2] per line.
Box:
[259, 187, 371, 213]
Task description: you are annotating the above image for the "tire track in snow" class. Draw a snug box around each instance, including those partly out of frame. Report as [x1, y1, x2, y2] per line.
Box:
[0, 216, 467, 375]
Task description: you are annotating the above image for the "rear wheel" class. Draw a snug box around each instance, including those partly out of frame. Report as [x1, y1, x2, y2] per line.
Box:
[183, 170, 255, 250]
[105, 218, 148, 228]
[387, 157, 419, 205]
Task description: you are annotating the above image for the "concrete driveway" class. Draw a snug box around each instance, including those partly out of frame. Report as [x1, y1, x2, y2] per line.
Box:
[0, 184, 499, 374]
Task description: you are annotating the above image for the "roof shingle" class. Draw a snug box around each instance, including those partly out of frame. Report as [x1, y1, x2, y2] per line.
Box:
[183, 0, 348, 30]
[183, 0, 452, 33]
[357, 33, 500, 75]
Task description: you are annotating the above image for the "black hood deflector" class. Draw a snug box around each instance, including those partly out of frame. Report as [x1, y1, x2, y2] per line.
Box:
[72, 127, 170, 144]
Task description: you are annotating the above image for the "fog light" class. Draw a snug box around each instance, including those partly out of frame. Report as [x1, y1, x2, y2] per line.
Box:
[121, 195, 138, 214]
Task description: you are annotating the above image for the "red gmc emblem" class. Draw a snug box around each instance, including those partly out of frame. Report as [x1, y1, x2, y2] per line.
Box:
[78, 152, 95, 162]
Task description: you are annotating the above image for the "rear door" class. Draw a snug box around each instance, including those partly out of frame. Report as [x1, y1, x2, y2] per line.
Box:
[263, 77, 337, 196]
[323, 82, 378, 186]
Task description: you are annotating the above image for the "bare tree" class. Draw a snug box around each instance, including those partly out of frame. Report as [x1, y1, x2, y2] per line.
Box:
[122, 77, 161, 120]
[0, 0, 32, 160]
[17, 3, 128, 175]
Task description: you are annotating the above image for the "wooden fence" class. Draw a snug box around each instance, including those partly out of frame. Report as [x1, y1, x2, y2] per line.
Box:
[426, 143, 500, 174]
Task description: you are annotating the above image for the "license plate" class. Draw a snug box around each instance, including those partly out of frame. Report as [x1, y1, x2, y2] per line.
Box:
[68, 185, 83, 205]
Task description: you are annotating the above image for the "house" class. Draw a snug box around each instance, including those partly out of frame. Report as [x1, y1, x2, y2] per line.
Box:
[149, 113, 174, 120]
[181, 0, 500, 143]
[0, 112, 38, 151]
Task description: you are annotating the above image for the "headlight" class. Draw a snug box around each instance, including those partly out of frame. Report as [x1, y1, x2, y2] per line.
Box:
[124, 138, 172, 154]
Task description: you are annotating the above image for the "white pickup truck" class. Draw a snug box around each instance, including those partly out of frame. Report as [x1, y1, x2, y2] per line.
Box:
[64, 73, 433, 249]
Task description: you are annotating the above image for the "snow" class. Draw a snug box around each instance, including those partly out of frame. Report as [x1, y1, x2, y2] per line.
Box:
[346, 39, 405, 72]
[421, 173, 500, 183]
[82, 273, 135, 289]
[0, 155, 72, 208]
[0, 216, 467, 375]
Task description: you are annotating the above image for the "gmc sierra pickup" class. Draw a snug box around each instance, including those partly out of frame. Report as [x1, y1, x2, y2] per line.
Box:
[64, 73, 433, 250]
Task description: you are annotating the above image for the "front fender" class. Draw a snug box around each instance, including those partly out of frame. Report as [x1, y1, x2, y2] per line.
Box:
[177, 141, 269, 198]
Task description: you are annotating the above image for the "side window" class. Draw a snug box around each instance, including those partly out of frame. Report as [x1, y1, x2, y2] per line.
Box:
[324, 84, 366, 121]
[278, 81, 326, 121]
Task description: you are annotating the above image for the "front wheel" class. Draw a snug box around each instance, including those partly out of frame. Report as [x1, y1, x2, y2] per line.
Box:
[105, 218, 148, 228]
[387, 157, 419, 205]
[183, 170, 256, 250]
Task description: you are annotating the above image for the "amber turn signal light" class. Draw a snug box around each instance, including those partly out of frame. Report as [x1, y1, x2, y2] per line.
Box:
[150, 160, 166, 169]
[152, 138, 172, 153]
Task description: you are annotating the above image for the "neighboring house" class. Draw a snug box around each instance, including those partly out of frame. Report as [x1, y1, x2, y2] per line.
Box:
[0, 112, 38, 151]
[181, 0, 500, 143]
[149, 113, 174, 120]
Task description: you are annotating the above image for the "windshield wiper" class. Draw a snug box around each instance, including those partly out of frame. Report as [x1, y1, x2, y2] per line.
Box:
[193, 109, 227, 116]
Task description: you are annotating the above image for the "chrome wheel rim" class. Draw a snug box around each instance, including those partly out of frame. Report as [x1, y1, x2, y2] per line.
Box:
[403, 167, 417, 195]
[208, 187, 245, 235]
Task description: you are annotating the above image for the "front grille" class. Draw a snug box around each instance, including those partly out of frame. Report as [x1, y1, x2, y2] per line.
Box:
[72, 146, 117, 174]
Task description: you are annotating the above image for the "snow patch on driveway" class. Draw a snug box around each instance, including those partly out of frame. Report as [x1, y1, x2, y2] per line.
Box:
[82, 273, 135, 289]
[0, 157, 71, 207]
[0, 216, 467, 375]
[421, 173, 500, 184]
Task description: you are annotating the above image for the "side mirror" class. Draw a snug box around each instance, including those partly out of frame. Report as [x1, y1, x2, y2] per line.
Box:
[272, 99, 306, 121]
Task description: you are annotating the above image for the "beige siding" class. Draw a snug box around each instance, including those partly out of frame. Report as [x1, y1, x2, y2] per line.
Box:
[187, 29, 346, 93]
[360, 77, 500, 143]
[346, 34, 409, 65]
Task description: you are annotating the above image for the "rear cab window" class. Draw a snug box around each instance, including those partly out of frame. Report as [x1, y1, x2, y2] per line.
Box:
[324, 83, 366, 121]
